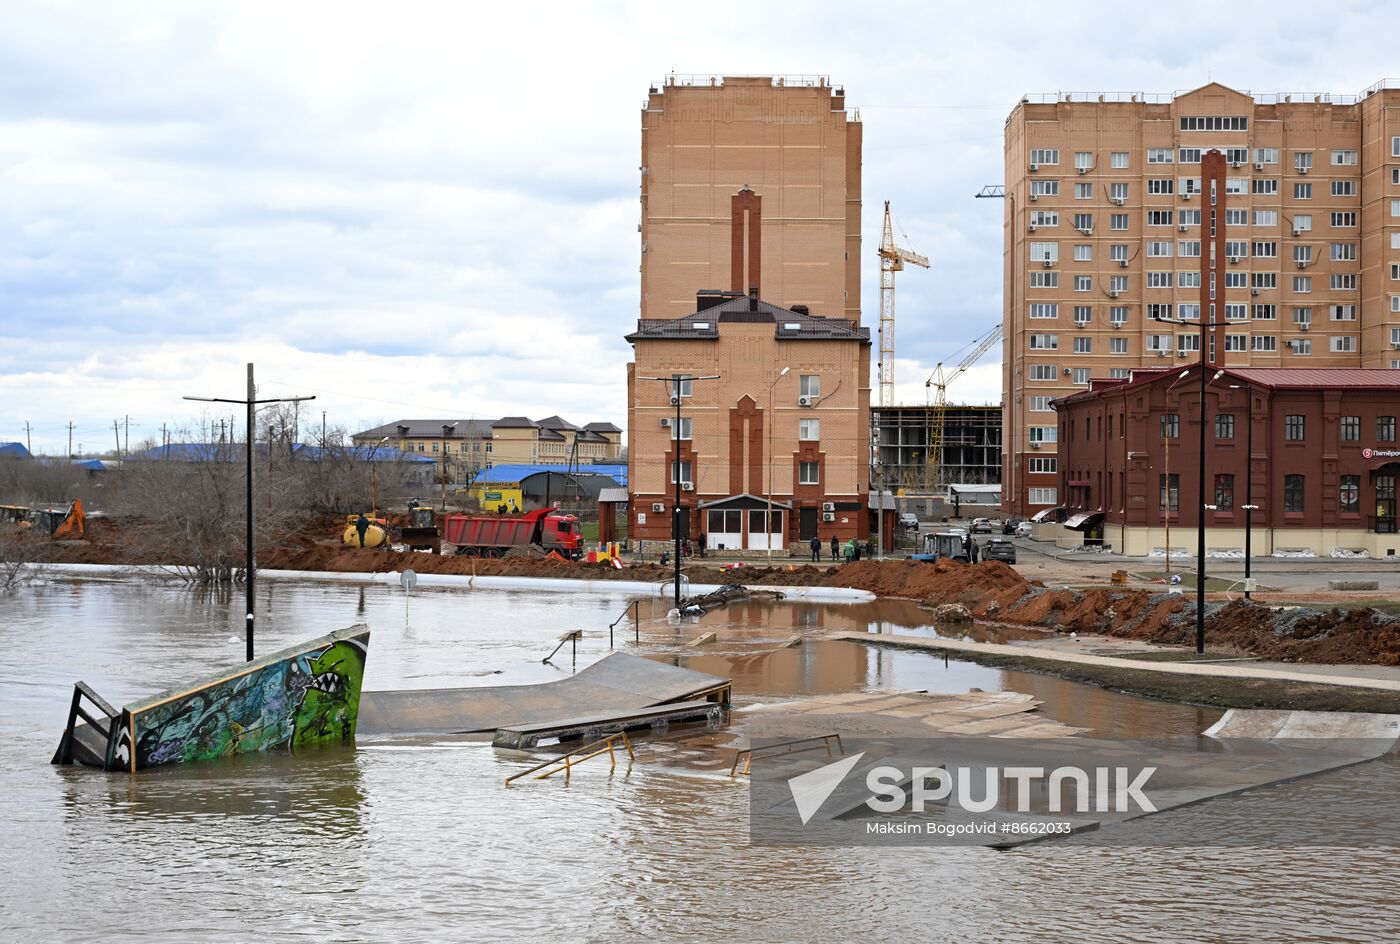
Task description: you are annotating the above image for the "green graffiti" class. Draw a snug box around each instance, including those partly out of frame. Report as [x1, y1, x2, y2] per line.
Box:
[292, 640, 366, 747]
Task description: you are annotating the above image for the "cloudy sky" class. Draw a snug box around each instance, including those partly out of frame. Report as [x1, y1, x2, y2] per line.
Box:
[1, 0, 1393, 454]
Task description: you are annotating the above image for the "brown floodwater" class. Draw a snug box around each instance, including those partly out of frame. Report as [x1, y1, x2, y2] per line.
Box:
[1, 576, 1394, 941]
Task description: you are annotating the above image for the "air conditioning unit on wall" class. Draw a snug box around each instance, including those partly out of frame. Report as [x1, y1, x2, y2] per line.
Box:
[821, 502, 835, 512]
[652, 503, 665, 513]
[681, 481, 695, 492]
[659, 417, 671, 427]
[822, 512, 836, 522]
[798, 396, 814, 407]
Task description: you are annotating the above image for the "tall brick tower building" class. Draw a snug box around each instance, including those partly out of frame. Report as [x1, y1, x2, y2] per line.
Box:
[639, 75, 862, 322]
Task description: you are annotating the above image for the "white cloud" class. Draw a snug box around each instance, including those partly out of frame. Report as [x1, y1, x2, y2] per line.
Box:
[0, 0, 1394, 453]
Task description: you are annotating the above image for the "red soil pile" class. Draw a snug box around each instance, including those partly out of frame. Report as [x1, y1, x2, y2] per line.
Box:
[1198, 600, 1400, 665]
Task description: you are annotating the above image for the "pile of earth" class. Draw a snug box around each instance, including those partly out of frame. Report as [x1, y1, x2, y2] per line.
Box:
[1181, 599, 1400, 666]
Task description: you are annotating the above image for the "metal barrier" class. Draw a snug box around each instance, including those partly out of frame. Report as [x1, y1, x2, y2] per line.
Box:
[53, 682, 122, 770]
[504, 731, 635, 785]
[730, 733, 844, 778]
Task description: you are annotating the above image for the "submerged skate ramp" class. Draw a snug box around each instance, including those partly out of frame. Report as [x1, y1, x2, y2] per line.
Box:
[357, 652, 731, 738]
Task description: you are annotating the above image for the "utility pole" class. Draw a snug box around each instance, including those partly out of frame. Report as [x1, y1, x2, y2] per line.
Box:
[124, 415, 129, 459]
[67, 422, 74, 459]
[185, 363, 313, 662]
[113, 420, 121, 458]
[24, 421, 31, 454]
[160, 423, 169, 458]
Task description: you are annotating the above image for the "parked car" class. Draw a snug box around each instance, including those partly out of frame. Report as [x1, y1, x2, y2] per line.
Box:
[898, 512, 920, 529]
[983, 537, 1016, 563]
[1002, 516, 1024, 535]
[1014, 520, 1033, 538]
[970, 517, 993, 534]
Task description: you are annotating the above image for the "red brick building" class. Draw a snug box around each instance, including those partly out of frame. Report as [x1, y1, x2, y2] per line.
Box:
[1051, 366, 1400, 557]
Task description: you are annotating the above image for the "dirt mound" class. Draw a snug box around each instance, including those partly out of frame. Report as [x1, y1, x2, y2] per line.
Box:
[1198, 600, 1400, 665]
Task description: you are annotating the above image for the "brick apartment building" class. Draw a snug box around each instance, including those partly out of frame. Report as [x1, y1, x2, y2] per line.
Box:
[352, 417, 621, 482]
[1002, 80, 1400, 516]
[1052, 365, 1400, 558]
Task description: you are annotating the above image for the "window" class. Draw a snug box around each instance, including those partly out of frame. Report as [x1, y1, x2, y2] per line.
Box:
[1031, 210, 1059, 227]
[1295, 151, 1313, 172]
[1110, 337, 1128, 353]
[1292, 214, 1312, 232]
[1225, 208, 1248, 226]
[798, 418, 820, 441]
[1030, 148, 1060, 165]
[1252, 241, 1278, 258]
[1284, 474, 1305, 513]
[1029, 457, 1058, 473]
[1291, 338, 1312, 355]
[1177, 333, 1200, 353]
[1030, 364, 1056, 380]
[1178, 303, 1201, 320]
[1030, 241, 1059, 262]
[1148, 241, 1173, 257]
[798, 461, 819, 485]
[1252, 272, 1276, 290]
[1110, 306, 1128, 325]
[1028, 487, 1058, 505]
[1331, 150, 1357, 166]
[1147, 271, 1172, 288]
[1074, 151, 1094, 170]
[1029, 274, 1059, 289]
[1178, 147, 1201, 164]
[1225, 240, 1248, 259]
[1224, 334, 1248, 352]
[1146, 333, 1172, 352]
[1253, 210, 1277, 227]
[1159, 473, 1180, 512]
[1392, 199, 1400, 217]
[1109, 245, 1129, 264]
[1215, 413, 1235, 439]
[1225, 147, 1249, 165]
[1160, 413, 1179, 438]
[1340, 475, 1360, 514]
[676, 377, 694, 397]
[1331, 243, 1357, 261]
[1254, 147, 1279, 164]
[1110, 151, 1128, 169]
[1252, 178, 1278, 196]
[1110, 182, 1129, 202]
[1294, 276, 1311, 293]
[1073, 368, 1091, 385]
[1109, 367, 1130, 379]
[1178, 209, 1200, 226]
[1341, 416, 1360, 441]
[1029, 334, 1059, 350]
[1148, 178, 1174, 195]
[1294, 182, 1313, 199]
[1178, 240, 1201, 257]
[1331, 304, 1357, 321]
[1394, 137, 1400, 158]
[1331, 211, 1357, 227]
[1110, 213, 1129, 230]
[1073, 213, 1094, 232]
[1293, 306, 1312, 326]
[1109, 275, 1127, 293]
[1331, 181, 1356, 198]
[1225, 272, 1248, 289]
[431, 442, 439, 453]
[1214, 474, 1234, 511]
[1178, 272, 1201, 288]
[1074, 275, 1092, 292]
[1394, 295, 1400, 313]
[1029, 396, 1053, 412]
[1251, 304, 1276, 320]
[1379, 417, 1397, 442]
[1395, 168, 1400, 185]
[1147, 210, 1173, 226]
[1285, 415, 1305, 440]
[1074, 244, 1093, 261]
[1294, 245, 1312, 265]
[1225, 303, 1247, 321]
[1029, 426, 1057, 444]
[1073, 305, 1092, 325]
[1393, 265, 1400, 281]
[1331, 335, 1357, 353]
[1147, 147, 1173, 164]
[1031, 180, 1059, 197]
[671, 417, 693, 440]
[1073, 337, 1091, 353]
[1252, 335, 1278, 352]
[670, 459, 693, 484]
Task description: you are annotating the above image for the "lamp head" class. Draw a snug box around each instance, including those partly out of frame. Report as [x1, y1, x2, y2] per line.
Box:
[779, 367, 791, 377]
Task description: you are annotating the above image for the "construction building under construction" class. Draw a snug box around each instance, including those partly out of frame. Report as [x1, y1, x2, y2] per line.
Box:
[873, 404, 1002, 490]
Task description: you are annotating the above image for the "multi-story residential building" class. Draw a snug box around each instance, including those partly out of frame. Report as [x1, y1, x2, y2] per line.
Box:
[351, 417, 622, 482]
[640, 74, 862, 323]
[1002, 80, 1400, 516]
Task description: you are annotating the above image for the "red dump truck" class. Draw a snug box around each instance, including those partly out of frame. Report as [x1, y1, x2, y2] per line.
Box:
[442, 508, 583, 559]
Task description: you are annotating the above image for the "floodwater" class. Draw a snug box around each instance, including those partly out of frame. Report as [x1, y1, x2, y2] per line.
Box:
[1, 576, 1396, 942]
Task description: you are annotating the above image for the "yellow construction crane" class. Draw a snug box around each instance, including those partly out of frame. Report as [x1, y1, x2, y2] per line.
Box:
[924, 324, 1002, 486]
[878, 200, 929, 408]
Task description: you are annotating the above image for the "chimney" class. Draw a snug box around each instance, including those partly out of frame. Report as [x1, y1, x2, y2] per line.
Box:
[731, 186, 762, 298]
[749, 285, 758, 312]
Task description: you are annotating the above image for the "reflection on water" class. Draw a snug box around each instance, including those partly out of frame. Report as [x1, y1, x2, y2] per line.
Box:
[0, 576, 1390, 940]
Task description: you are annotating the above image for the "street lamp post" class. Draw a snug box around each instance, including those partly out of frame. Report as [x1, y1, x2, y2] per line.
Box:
[185, 363, 313, 662]
[441, 423, 457, 511]
[766, 366, 791, 563]
[1230, 383, 1257, 600]
[1163, 369, 1194, 573]
[367, 435, 390, 517]
[640, 373, 720, 609]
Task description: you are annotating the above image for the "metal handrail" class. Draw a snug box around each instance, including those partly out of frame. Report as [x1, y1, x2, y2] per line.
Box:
[730, 733, 844, 778]
[543, 629, 582, 666]
[608, 600, 641, 647]
[504, 732, 635, 785]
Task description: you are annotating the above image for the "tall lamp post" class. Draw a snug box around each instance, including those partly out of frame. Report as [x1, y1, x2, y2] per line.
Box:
[440, 423, 457, 511]
[766, 366, 791, 563]
[1229, 382, 1257, 600]
[185, 363, 313, 662]
[639, 372, 720, 609]
[367, 435, 389, 517]
[1163, 369, 1193, 573]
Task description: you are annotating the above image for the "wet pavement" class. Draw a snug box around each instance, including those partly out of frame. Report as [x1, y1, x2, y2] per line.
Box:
[1, 575, 1395, 941]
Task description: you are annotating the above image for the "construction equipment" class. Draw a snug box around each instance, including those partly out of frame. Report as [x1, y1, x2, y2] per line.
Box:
[398, 505, 441, 554]
[342, 514, 392, 549]
[443, 507, 582, 559]
[924, 324, 1002, 486]
[878, 201, 930, 407]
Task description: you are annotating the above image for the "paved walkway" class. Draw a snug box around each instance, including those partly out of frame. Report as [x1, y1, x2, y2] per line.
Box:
[829, 630, 1400, 694]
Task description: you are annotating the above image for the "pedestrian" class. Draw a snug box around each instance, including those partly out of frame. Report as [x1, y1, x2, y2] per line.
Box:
[963, 535, 973, 562]
[843, 538, 854, 563]
[809, 535, 821, 562]
[697, 532, 707, 558]
[354, 513, 369, 548]
[830, 535, 839, 561]
[853, 539, 862, 562]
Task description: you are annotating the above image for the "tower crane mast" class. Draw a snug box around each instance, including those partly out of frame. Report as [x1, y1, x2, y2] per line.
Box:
[878, 201, 930, 407]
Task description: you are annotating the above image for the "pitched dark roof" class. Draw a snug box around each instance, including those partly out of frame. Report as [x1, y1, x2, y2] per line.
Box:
[1054, 365, 1400, 409]
[492, 416, 540, 429]
[352, 419, 495, 440]
[537, 428, 566, 441]
[535, 415, 578, 431]
[582, 421, 622, 433]
[626, 296, 870, 343]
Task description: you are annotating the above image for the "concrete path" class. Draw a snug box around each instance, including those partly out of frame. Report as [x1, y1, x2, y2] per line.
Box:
[829, 630, 1400, 694]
